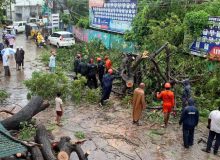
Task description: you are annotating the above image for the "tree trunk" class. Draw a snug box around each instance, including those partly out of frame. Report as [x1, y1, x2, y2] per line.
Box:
[56, 136, 88, 160]
[57, 137, 73, 160]
[72, 144, 88, 160]
[1, 96, 50, 130]
[31, 146, 44, 160]
[35, 124, 56, 160]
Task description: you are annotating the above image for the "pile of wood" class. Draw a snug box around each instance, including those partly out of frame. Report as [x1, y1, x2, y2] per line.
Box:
[0, 96, 88, 160]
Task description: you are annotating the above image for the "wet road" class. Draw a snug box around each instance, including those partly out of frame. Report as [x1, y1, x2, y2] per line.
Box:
[0, 33, 44, 109]
[0, 33, 219, 160]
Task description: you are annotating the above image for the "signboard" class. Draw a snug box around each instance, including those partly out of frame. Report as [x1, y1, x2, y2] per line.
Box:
[190, 17, 220, 61]
[89, 0, 137, 33]
[51, 13, 59, 28]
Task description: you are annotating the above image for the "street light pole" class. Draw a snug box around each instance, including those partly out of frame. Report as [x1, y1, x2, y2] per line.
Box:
[9, 0, 12, 20]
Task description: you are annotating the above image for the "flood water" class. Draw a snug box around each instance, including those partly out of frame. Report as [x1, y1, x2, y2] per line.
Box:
[0, 34, 219, 160]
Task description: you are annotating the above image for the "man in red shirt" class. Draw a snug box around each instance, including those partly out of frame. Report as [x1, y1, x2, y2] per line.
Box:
[157, 83, 175, 128]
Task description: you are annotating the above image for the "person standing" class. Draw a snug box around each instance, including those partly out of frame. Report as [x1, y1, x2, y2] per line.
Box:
[99, 69, 114, 106]
[202, 106, 220, 155]
[182, 79, 191, 109]
[97, 57, 105, 86]
[132, 83, 146, 126]
[87, 58, 98, 89]
[78, 59, 88, 77]
[2, 52, 11, 76]
[20, 46, 25, 69]
[8, 37, 15, 48]
[179, 98, 199, 148]
[104, 55, 112, 73]
[157, 83, 175, 128]
[15, 47, 22, 70]
[55, 92, 63, 126]
[74, 54, 81, 76]
[49, 50, 56, 73]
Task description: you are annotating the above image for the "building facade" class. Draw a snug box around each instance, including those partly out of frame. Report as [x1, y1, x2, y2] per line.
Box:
[6, 0, 44, 21]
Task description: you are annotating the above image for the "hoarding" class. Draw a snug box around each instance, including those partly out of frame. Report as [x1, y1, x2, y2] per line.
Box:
[51, 13, 59, 28]
[89, 0, 137, 34]
[190, 17, 220, 61]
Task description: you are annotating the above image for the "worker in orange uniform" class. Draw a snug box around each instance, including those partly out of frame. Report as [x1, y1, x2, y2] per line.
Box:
[157, 83, 175, 128]
[104, 55, 112, 73]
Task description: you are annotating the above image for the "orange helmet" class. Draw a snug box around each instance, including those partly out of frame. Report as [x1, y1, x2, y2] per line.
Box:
[97, 57, 102, 61]
[164, 83, 171, 89]
[108, 69, 113, 74]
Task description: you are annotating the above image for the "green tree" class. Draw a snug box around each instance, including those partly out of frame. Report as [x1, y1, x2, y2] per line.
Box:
[67, 0, 88, 25]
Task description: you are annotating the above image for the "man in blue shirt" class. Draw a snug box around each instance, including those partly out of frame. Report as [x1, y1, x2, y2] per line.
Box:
[179, 98, 199, 148]
[99, 69, 114, 106]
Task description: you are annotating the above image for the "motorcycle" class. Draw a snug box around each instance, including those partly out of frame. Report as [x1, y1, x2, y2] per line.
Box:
[36, 39, 46, 48]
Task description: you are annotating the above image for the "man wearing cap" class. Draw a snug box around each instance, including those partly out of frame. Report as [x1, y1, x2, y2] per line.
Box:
[97, 57, 105, 86]
[99, 69, 114, 106]
[132, 83, 146, 126]
[157, 83, 175, 128]
[87, 58, 98, 89]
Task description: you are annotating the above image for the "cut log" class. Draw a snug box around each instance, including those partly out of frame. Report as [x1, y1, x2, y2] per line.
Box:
[56, 136, 88, 160]
[31, 146, 44, 160]
[35, 124, 56, 160]
[1, 96, 50, 130]
[57, 137, 72, 160]
[72, 144, 88, 160]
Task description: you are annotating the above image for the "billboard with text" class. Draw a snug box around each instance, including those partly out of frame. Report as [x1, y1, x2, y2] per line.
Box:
[190, 17, 220, 61]
[89, 0, 137, 34]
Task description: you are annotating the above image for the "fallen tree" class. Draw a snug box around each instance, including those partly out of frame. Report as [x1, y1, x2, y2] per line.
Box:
[35, 124, 56, 160]
[1, 96, 50, 130]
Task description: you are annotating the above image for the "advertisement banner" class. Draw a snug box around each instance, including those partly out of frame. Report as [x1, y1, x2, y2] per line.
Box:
[190, 17, 220, 61]
[89, 0, 137, 33]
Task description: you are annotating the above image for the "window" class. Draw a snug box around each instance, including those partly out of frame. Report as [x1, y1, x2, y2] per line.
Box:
[62, 34, 73, 38]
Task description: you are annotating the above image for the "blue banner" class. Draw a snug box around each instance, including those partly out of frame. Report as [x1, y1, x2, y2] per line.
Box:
[89, 0, 137, 34]
[190, 17, 220, 61]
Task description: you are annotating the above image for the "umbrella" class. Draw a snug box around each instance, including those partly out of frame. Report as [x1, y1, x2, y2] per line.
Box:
[1, 48, 16, 55]
[5, 34, 15, 39]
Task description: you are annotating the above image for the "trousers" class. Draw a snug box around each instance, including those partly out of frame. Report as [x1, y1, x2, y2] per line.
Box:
[183, 127, 195, 148]
[206, 130, 220, 153]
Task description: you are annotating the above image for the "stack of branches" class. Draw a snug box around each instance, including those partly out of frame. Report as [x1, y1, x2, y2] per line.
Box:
[0, 96, 89, 160]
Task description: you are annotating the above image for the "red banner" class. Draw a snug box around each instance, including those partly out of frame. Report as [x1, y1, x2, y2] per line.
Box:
[89, 0, 104, 7]
[209, 46, 220, 61]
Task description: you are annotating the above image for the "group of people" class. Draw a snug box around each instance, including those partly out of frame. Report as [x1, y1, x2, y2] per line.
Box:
[15, 47, 25, 70]
[74, 54, 114, 106]
[55, 54, 114, 125]
[53, 53, 220, 155]
[74, 54, 112, 88]
[1, 46, 25, 76]
[132, 81, 220, 155]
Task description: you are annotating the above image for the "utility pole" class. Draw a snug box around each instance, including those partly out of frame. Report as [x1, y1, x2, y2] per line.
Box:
[9, 0, 12, 20]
